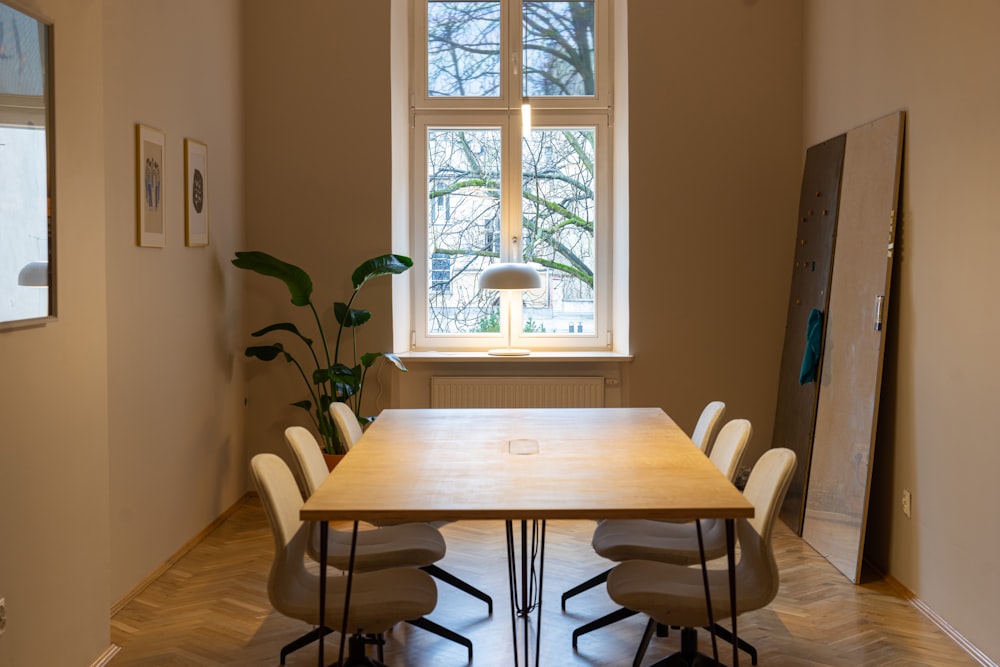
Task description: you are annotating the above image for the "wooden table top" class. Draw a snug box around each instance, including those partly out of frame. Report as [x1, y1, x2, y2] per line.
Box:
[300, 408, 754, 523]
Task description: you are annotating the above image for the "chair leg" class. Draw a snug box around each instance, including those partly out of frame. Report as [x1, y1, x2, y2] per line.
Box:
[632, 617, 657, 667]
[645, 627, 719, 667]
[561, 568, 611, 610]
[707, 623, 758, 665]
[571, 606, 639, 648]
[279, 625, 334, 664]
[337, 633, 387, 667]
[407, 616, 474, 662]
[422, 563, 493, 614]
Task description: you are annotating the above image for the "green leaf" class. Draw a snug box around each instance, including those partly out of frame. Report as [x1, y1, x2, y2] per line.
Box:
[334, 302, 371, 328]
[290, 400, 312, 412]
[245, 344, 287, 362]
[327, 363, 360, 400]
[233, 251, 313, 307]
[250, 322, 313, 346]
[360, 352, 383, 368]
[332, 380, 357, 400]
[350, 254, 413, 290]
[383, 352, 407, 372]
[329, 363, 361, 385]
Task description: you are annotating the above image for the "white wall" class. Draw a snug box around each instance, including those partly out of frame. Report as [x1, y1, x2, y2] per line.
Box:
[0, 1, 111, 664]
[804, 1, 1000, 661]
[102, 0, 246, 603]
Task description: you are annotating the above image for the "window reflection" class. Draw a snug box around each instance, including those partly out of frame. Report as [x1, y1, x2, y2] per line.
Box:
[0, 3, 52, 326]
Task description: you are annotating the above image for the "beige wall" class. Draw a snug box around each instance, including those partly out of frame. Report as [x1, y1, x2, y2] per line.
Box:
[804, 1, 1000, 661]
[2, 1, 995, 664]
[102, 0, 245, 603]
[0, 1, 111, 664]
[625, 0, 803, 458]
[241, 0, 395, 467]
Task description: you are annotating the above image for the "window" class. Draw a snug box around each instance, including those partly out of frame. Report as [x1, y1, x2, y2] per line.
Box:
[409, 0, 615, 351]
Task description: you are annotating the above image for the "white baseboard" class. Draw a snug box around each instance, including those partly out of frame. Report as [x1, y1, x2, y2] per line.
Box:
[885, 575, 997, 667]
[90, 644, 121, 667]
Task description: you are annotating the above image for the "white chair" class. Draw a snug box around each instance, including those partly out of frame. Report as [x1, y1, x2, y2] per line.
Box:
[285, 426, 448, 572]
[283, 427, 473, 662]
[285, 422, 493, 616]
[330, 401, 364, 452]
[690, 400, 726, 453]
[706, 418, 751, 482]
[607, 448, 797, 667]
[565, 419, 752, 646]
[251, 453, 458, 665]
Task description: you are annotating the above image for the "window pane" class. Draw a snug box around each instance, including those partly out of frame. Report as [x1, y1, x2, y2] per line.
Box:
[522, 127, 595, 334]
[523, 1, 595, 97]
[427, 128, 502, 333]
[427, 1, 501, 98]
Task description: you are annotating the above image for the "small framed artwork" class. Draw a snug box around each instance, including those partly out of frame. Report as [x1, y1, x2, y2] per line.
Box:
[184, 138, 209, 246]
[136, 124, 166, 247]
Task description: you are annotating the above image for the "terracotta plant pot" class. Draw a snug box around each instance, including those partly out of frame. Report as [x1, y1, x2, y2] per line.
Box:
[322, 453, 345, 471]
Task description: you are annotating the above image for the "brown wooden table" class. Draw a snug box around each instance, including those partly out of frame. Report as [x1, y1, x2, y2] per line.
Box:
[301, 407, 755, 666]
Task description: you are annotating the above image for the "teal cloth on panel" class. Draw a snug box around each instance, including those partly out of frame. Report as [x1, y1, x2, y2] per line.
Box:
[799, 308, 824, 385]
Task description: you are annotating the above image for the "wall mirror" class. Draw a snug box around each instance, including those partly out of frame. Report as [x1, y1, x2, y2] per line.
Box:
[0, 1, 54, 329]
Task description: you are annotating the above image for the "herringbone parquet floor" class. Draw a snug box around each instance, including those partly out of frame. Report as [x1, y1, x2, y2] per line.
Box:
[109, 495, 980, 667]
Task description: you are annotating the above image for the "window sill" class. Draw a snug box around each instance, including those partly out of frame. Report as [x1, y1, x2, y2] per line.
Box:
[397, 350, 633, 364]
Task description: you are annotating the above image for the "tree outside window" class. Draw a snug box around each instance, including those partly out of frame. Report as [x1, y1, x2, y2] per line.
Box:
[414, 1, 609, 347]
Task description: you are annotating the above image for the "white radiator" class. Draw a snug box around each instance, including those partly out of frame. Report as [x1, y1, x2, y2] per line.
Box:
[430, 376, 605, 409]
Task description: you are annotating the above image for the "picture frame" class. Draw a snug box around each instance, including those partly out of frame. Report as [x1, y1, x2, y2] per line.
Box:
[184, 138, 209, 246]
[136, 124, 166, 247]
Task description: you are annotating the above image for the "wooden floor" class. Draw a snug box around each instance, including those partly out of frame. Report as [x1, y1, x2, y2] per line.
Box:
[110, 496, 978, 667]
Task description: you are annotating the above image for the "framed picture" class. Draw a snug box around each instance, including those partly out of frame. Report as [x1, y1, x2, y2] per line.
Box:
[184, 138, 209, 246]
[136, 124, 166, 247]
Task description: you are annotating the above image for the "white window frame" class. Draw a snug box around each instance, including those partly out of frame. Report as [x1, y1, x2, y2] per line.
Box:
[404, 0, 620, 353]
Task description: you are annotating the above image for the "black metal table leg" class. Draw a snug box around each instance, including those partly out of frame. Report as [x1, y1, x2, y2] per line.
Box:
[696, 519, 720, 664]
[319, 520, 328, 667]
[504, 519, 547, 666]
[726, 518, 739, 667]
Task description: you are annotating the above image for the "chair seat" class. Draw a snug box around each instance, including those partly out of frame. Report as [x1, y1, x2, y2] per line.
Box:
[609, 558, 735, 629]
[592, 518, 727, 565]
[321, 522, 447, 572]
[277, 564, 438, 634]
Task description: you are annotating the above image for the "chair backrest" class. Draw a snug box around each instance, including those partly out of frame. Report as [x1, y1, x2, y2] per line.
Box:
[732, 447, 796, 612]
[708, 418, 751, 482]
[690, 400, 726, 453]
[284, 426, 328, 497]
[252, 453, 440, 638]
[330, 402, 364, 451]
[250, 453, 312, 614]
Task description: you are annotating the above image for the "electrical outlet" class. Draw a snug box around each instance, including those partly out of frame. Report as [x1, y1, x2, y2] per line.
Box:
[0, 596, 7, 635]
[901, 489, 912, 518]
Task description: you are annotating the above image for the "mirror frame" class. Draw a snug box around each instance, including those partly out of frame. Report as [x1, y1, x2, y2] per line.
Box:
[0, 1, 55, 331]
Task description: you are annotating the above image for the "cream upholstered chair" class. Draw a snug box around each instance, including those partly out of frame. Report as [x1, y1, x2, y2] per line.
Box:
[285, 426, 493, 612]
[562, 417, 750, 616]
[251, 453, 462, 665]
[284, 426, 448, 572]
[690, 400, 726, 454]
[330, 401, 364, 452]
[283, 427, 473, 662]
[606, 448, 797, 667]
[706, 418, 751, 482]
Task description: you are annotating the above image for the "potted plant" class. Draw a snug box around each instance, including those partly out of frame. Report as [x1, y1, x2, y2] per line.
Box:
[233, 251, 412, 460]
